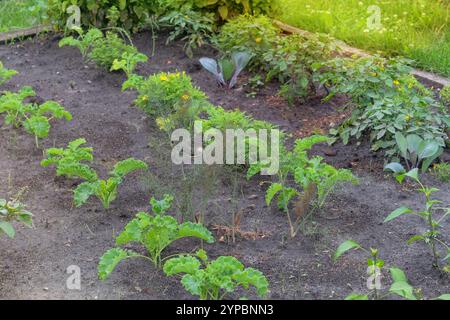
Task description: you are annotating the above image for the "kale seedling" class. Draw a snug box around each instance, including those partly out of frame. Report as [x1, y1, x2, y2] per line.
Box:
[74, 158, 148, 209]
[0, 86, 72, 147]
[164, 249, 269, 300]
[41, 138, 96, 181]
[98, 195, 215, 279]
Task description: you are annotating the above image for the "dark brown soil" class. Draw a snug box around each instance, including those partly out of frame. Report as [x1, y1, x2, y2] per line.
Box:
[0, 32, 448, 300]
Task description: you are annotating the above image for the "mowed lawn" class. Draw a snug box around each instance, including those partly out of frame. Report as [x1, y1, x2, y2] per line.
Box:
[279, 0, 450, 76]
[0, 0, 47, 32]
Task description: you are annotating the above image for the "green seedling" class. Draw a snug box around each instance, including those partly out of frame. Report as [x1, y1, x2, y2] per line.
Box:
[164, 249, 269, 300]
[98, 195, 215, 278]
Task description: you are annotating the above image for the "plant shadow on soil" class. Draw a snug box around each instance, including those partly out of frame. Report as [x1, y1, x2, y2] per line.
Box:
[0, 31, 448, 300]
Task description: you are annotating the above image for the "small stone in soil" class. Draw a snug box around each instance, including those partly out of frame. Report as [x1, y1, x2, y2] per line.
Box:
[324, 147, 337, 157]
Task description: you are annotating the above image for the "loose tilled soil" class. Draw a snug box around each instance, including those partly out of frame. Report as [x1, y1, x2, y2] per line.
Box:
[0, 31, 449, 300]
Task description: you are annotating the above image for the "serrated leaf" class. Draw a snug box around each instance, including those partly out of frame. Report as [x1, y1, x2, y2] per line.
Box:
[163, 255, 201, 276]
[177, 222, 215, 244]
[265, 183, 283, 206]
[73, 182, 98, 207]
[98, 248, 139, 280]
[111, 158, 148, 178]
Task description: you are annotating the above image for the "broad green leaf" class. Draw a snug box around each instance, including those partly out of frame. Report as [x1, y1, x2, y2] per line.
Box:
[395, 132, 407, 159]
[406, 134, 422, 154]
[384, 162, 405, 174]
[389, 267, 416, 300]
[435, 294, 450, 300]
[98, 248, 139, 280]
[405, 168, 420, 182]
[0, 221, 15, 238]
[334, 240, 361, 261]
[384, 206, 413, 223]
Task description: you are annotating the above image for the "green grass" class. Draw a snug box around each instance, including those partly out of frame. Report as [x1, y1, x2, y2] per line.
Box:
[279, 0, 450, 76]
[0, 0, 48, 32]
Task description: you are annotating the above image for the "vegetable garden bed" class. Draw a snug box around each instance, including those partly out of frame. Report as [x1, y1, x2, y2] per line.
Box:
[0, 31, 448, 299]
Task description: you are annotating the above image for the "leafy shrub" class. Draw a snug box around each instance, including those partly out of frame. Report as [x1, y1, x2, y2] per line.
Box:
[248, 135, 358, 238]
[89, 31, 139, 70]
[164, 249, 269, 300]
[263, 33, 335, 104]
[314, 56, 449, 157]
[0, 86, 72, 147]
[73, 158, 148, 209]
[213, 15, 279, 68]
[60, 28, 141, 70]
[123, 71, 209, 123]
[98, 195, 214, 278]
[47, 0, 161, 31]
[0, 61, 17, 85]
[164, 0, 279, 21]
[160, 8, 216, 58]
[41, 138, 96, 181]
[0, 198, 33, 239]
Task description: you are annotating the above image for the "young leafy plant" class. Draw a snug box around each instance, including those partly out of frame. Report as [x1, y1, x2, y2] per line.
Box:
[334, 240, 449, 300]
[89, 30, 139, 70]
[385, 132, 443, 173]
[98, 194, 215, 279]
[110, 51, 148, 78]
[199, 51, 252, 89]
[59, 27, 103, 59]
[163, 249, 269, 300]
[0, 60, 17, 85]
[248, 135, 358, 238]
[383, 168, 450, 271]
[0, 86, 72, 147]
[41, 138, 96, 181]
[159, 8, 215, 58]
[74, 158, 148, 209]
[0, 198, 33, 239]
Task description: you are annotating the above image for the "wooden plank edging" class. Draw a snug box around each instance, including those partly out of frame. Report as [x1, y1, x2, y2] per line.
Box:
[0, 25, 52, 43]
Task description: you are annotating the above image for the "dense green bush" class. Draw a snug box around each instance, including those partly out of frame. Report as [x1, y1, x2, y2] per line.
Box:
[47, 0, 162, 31]
[263, 33, 335, 104]
[213, 14, 279, 68]
[163, 0, 279, 21]
[314, 56, 450, 157]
